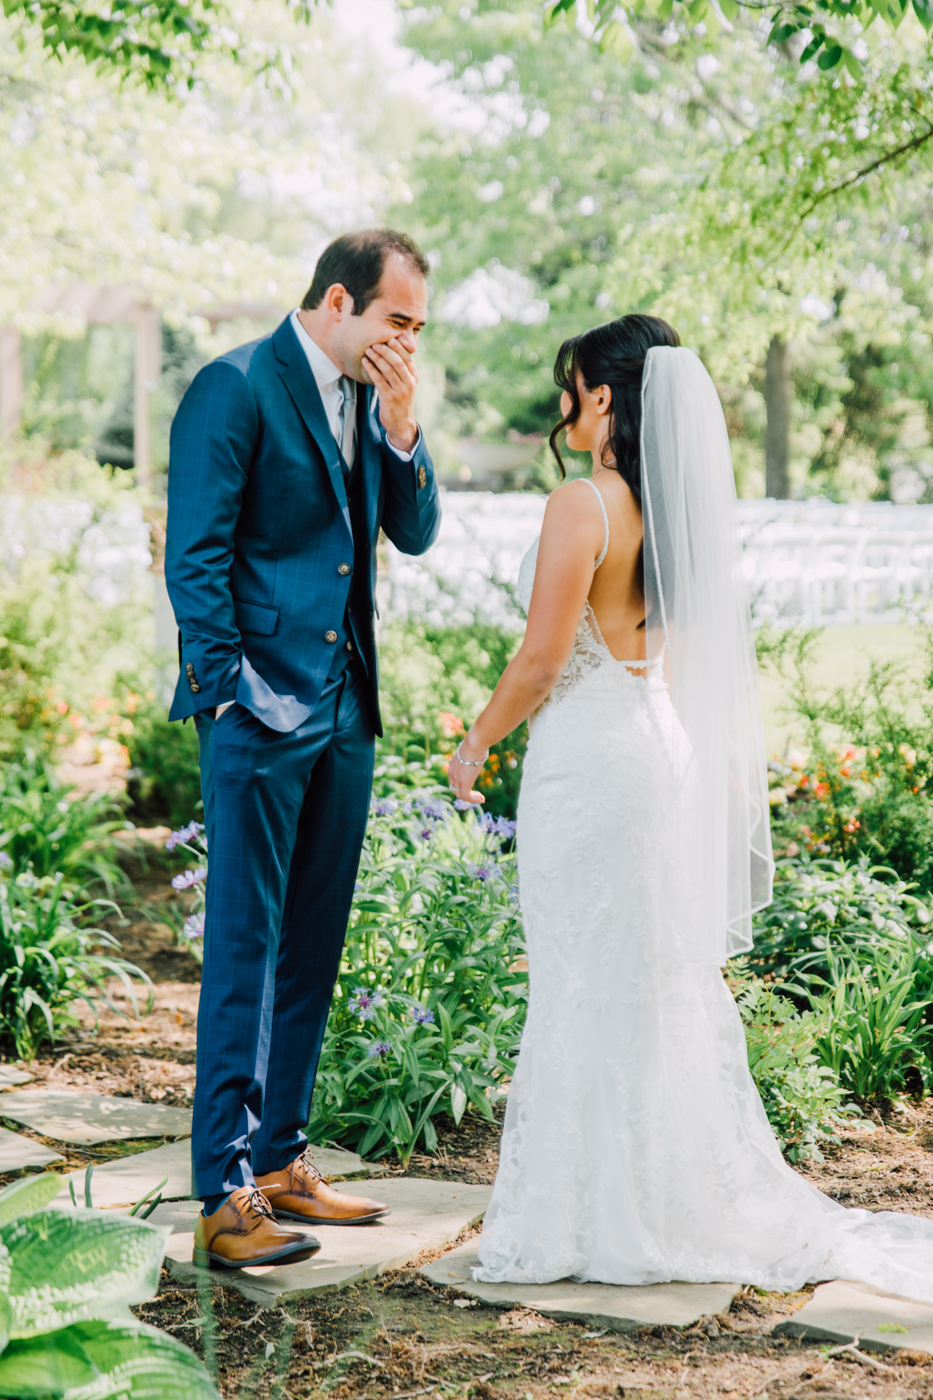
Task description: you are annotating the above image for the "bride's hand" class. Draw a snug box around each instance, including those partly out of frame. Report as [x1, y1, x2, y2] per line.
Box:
[448, 738, 487, 806]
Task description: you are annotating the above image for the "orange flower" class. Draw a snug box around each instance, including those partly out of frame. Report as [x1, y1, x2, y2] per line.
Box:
[438, 712, 465, 739]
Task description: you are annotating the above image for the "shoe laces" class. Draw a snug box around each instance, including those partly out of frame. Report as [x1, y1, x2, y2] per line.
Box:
[245, 1187, 276, 1222]
[297, 1148, 322, 1184]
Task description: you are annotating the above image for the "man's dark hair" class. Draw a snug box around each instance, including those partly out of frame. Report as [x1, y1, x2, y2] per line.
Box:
[301, 228, 430, 316]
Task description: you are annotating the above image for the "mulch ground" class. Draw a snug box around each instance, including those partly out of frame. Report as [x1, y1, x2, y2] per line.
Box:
[6, 880, 933, 1398]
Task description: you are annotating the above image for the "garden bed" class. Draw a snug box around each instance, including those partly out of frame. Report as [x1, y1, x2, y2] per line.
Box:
[4, 963, 933, 1397]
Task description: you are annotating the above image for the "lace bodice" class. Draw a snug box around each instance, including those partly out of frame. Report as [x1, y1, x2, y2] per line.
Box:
[516, 479, 660, 709]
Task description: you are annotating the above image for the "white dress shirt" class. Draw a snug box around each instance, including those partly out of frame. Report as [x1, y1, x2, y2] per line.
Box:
[289, 308, 417, 463]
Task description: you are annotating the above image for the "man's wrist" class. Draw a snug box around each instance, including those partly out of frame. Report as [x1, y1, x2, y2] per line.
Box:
[385, 420, 419, 454]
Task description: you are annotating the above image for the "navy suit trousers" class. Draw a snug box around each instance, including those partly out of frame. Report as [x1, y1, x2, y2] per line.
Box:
[191, 663, 375, 1199]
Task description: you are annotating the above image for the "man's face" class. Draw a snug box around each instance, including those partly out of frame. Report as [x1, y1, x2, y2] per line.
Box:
[335, 254, 428, 383]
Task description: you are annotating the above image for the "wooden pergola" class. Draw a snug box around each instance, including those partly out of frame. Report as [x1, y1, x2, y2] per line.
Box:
[0, 285, 283, 487]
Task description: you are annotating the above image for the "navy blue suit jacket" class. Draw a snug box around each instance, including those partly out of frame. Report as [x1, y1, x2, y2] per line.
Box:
[164, 316, 441, 736]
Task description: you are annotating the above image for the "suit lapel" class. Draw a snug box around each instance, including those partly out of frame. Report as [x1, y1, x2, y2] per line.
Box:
[273, 318, 350, 526]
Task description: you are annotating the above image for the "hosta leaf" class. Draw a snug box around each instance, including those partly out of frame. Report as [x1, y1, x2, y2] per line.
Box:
[0, 1173, 62, 1226]
[0, 1324, 99, 1395]
[0, 1319, 220, 1399]
[2, 1210, 169, 1337]
[913, 0, 933, 25]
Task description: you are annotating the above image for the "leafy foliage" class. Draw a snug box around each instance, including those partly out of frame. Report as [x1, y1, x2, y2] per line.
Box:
[125, 698, 203, 831]
[806, 939, 933, 1099]
[749, 853, 933, 1101]
[765, 632, 933, 895]
[0, 1172, 218, 1398]
[307, 789, 526, 1161]
[728, 960, 854, 1162]
[545, 0, 932, 79]
[377, 621, 525, 820]
[0, 758, 130, 896]
[0, 870, 150, 1058]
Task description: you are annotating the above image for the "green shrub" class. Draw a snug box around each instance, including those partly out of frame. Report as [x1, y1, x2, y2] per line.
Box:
[0, 1172, 218, 1398]
[807, 940, 933, 1100]
[377, 621, 525, 820]
[750, 854, 933, 1103]
[307, 787, 526, 1161]
[124, 700, 203, 830]
[0, 455, 152, 763]
[749, 855, 930, 984]
[0, 870, 150, 1058]
[0, 757, 130, 896]
[763, 629, 933, 896]
[728, 961, 854, 1163]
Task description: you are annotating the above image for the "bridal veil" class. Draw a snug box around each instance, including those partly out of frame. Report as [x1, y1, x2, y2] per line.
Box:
[639, 346, 773, 964]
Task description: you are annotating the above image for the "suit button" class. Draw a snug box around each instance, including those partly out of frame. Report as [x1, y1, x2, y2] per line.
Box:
[325, 631, 337, 643]
[338, 563, 351, 576]
[417, 464, 427, 489]
[346, 640, 353, 652]
[190, 683, 201, 693]
[185, 663, 195, 676]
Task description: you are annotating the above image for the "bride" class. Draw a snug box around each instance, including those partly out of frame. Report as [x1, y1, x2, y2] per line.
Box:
[447, 314, 933, 1302]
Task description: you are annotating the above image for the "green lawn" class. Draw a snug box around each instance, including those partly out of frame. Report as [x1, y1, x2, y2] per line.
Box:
[759, 625, 926, 758]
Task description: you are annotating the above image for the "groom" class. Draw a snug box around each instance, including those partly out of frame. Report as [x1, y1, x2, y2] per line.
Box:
[165, 229, 441, 1268]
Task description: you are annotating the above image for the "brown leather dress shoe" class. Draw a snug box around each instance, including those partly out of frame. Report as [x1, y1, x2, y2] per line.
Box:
[255, 1148, 390, 1225]
[192, 1185, 321, 1269]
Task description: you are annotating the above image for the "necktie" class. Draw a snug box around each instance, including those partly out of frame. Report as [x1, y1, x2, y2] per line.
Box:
[337, 377, 355, 475]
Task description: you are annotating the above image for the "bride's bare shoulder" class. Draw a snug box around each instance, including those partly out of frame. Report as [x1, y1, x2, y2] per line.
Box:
[540, 477, 604, 538]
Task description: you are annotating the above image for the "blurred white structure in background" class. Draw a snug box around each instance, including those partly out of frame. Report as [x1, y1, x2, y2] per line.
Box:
[0, 495, 151, 608]
[387, 493, 933, 630]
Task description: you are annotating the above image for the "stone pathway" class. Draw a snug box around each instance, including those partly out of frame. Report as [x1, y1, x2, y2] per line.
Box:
[774, 1279, 933, 1357]
[0, 1125, 63, 1170]
[161, 1178, 492, 1306]
[420, 1242, 741, 1332]
[6, 1075, 933, 1350]
[0, 1088, 192, 1144]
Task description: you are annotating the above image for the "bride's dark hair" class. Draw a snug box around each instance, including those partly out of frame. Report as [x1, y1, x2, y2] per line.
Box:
[548, 314, 681, 503]
[550, 313, 680, 631]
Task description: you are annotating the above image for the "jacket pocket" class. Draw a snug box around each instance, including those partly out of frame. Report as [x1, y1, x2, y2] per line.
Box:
[234, 598, 279, 636]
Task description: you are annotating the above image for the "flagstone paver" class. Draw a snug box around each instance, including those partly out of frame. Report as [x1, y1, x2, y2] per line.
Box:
[0, 1125, 63, 1171]
[0, 1066, 32, 1088]
[420, 1242, 742, 1332]
[773, 1280, 933, 1356]
[161, 1178, 492, 1307]
[0, 1089, 192, 1144]
[58, 1139, 383, 1209]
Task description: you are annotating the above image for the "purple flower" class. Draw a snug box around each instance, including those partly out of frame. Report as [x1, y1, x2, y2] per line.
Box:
[411, 1005, 435, 1025]
[182, 912, 205, 939]
[418, 797, 447, 821]
[416, 826, 434, 842]
[166, 820, 205, 853]
[172, 866, 206, 891]
[467, 863, 495, 882]
[509, 883, 520, 905]
[0, 851, 11, 870]
[367, 1040, 391, 1058]
[453, 799, 474, 811]
[478, 813, 516, 841]
[349, 987, 385, 1022]
[372, 798, 398, 817]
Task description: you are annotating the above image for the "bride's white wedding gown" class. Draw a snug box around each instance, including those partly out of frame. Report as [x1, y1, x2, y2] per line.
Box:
[475, 478, 933, 1301]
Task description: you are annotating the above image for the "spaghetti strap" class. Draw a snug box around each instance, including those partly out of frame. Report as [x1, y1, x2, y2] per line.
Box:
[582, 477, 610, 568]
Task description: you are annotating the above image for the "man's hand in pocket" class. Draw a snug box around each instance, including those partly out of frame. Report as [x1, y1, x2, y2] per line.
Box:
[215, 701, 235, 719]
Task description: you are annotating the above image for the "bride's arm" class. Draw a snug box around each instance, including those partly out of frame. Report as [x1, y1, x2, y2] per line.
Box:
[448, 481, 603, 804]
